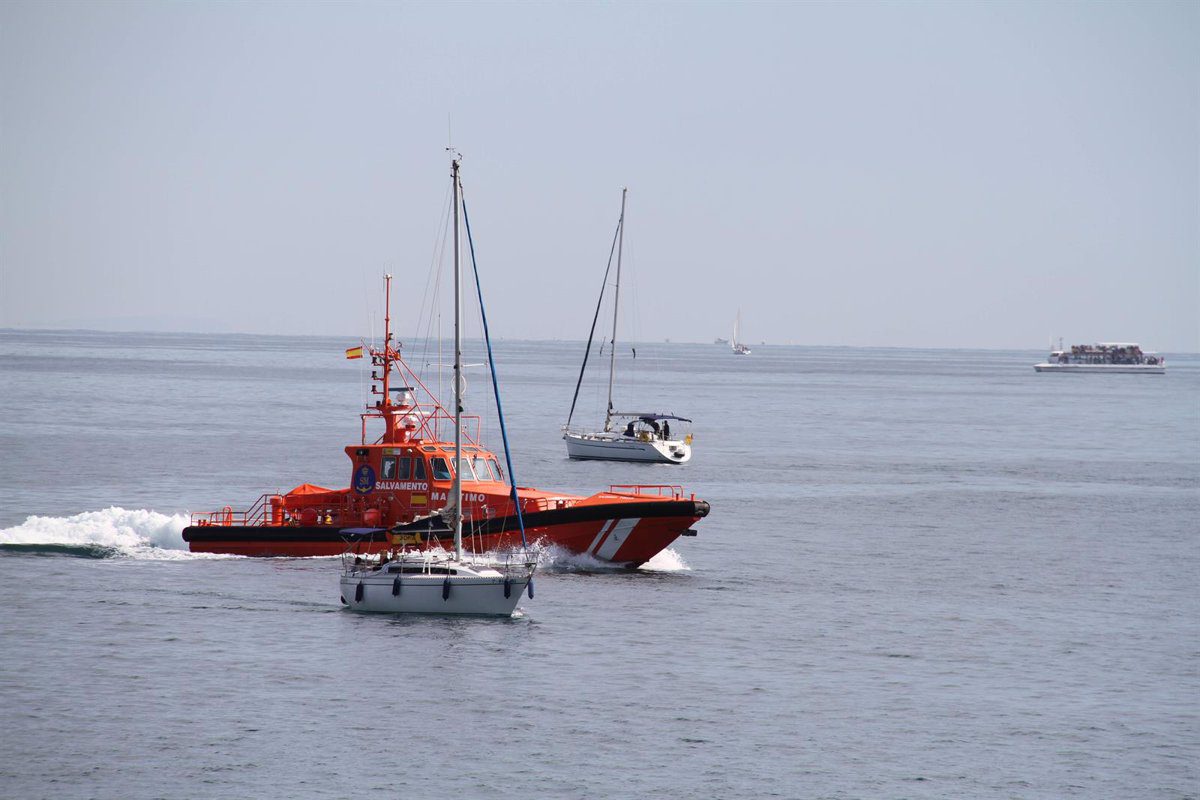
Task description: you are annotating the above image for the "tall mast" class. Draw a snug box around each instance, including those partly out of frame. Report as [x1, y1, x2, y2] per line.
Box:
[451, 156, 463, 560]
[383, 273, 392, 406]
[604, 187, 626, 432]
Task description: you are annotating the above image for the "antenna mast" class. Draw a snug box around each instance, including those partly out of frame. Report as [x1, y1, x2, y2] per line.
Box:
[383, 273, 392, 406]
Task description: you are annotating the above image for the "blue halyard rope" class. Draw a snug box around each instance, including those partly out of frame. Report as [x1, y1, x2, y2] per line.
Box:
[460, 193, 528, 550]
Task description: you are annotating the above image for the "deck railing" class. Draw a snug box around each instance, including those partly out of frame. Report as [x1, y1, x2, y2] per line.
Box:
[190, 493, 284, 526]
[607, 484, 686, 500]
[190, 493, 369, 527]
[362, 403, 481, 446]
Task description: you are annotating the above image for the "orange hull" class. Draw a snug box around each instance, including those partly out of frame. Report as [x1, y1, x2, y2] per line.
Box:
[184, 496, 708, 566]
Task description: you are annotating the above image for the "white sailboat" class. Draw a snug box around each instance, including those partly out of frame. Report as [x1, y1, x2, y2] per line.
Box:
[341, 540, 534, 616]
[562, 189, 693, 464]
[731, 309, 751, 355]
[341, 155, 535, 616]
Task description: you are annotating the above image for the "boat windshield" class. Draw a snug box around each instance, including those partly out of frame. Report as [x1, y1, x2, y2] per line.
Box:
[473, 455, 495, 481]
[430, 457, 452, 481]
[456, 457, 478, 482]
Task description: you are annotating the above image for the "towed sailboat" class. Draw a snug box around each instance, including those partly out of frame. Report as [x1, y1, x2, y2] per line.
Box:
[342, 156, 534, 616]
[562, 188, 694, 464]
[183, 173, 709, 566]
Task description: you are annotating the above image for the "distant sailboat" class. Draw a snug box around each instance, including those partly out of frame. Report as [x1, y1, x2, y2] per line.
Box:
[731, 310, 751, 355]
[562, 188, 694, 464]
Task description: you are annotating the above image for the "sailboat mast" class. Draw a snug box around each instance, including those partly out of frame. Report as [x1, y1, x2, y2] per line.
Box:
[451, 157, 463, 560]
[605, 187, 627, 432]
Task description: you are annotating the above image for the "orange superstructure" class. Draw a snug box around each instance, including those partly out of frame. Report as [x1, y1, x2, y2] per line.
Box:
[183, 277, 709, 565]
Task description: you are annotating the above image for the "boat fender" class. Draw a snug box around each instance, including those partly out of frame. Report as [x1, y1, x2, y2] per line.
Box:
[442, 577, 451, 601]
[355, 581, 363, 603]
[504, 577, 512, 598]
[392, 577, 401, 596]
[527, 578, 534, 600]
[340, 595, 347, 605]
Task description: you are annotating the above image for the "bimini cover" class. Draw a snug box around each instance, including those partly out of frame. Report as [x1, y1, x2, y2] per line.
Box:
[638, 414, 692, 423]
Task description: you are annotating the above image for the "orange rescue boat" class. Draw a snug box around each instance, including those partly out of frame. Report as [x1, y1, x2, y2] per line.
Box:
[183, 276, 709, 565]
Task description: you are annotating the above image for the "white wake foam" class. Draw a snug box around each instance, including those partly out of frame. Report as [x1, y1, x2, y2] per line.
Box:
[638, 547, 690, 572]
[0, 507, 213, 559]
[531, 542, 691, 573]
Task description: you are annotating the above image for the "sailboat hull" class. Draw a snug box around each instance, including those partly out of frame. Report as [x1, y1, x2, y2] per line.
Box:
[564, 432, 692, 463]
[340, 573, 530, 616]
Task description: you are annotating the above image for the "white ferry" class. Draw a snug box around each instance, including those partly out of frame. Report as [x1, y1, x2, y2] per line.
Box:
[1034, 342, 1165, 374]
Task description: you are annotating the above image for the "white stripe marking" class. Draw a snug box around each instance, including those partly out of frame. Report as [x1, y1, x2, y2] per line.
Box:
[595, 518, 640, 561]
[587, 519, 616, 555]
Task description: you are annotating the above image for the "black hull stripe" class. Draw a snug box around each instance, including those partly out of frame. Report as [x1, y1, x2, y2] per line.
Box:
[183, 499, 710, 544]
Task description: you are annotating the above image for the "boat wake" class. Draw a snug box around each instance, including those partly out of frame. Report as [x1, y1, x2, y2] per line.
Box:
[0, 507, 220, 560]
[530, 542, 690, 573]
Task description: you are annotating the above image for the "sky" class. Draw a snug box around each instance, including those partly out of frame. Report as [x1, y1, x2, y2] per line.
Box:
[1, 1, 1196, 350]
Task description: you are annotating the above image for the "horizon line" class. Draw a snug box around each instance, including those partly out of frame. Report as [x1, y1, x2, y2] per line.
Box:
[1, 326, 1196, 355]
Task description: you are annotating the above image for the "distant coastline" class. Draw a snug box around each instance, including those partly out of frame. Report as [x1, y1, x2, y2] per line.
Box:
[1, 327, 1196, 355]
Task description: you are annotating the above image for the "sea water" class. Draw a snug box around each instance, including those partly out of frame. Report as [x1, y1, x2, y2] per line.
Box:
[1, 330, 1196, 799]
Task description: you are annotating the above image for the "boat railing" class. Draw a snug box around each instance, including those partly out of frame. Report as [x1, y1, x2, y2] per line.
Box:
[191, 493, 284, 527]
[607, 484, 687, 500]
[193, 493, 367, 527]
[340, 548, 536, 577]
[561, 425, 610, 438]
[482, 550, 540, 575]
[523, 496, 576, 512]
[362, 402, 481, 445]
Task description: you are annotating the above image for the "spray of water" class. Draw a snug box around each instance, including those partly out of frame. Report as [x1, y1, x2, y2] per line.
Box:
[527, 541, 690, 573]
[0, 507, 226, 560]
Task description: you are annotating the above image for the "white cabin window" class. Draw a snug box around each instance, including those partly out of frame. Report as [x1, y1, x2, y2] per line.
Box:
[380, 456, 398, 479]
[473, 456, 494, 481]
[456, 457, 478, 482]
[430, 457, 451, 481]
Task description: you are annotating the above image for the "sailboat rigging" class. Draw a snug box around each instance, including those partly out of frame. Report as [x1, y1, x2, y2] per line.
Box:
[340, 155, 535, 616]
[731, 309, 751, 355]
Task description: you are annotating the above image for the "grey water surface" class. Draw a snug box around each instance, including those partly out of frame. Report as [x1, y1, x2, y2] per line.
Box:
[1, 330, 1196, 799]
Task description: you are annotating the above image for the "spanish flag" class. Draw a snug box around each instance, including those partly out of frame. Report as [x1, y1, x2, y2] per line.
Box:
[345, 345, 364, 360]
